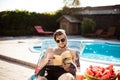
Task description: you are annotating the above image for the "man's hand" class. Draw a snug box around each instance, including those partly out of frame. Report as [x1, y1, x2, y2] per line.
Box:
[62, 62, 77, 75]
[46, 53, 54, 61]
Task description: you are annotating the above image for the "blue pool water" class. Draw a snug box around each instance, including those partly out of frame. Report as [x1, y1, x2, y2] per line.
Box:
[33, 39, 120, 65]
[81, 42, 120, 63]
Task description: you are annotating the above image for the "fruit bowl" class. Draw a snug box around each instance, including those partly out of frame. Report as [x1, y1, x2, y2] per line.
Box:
[84, 64, 117, 80]
[85, 72, 117, 80]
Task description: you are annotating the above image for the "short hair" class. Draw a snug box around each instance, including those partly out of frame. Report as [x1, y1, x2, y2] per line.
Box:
[53, 29, 66, 40]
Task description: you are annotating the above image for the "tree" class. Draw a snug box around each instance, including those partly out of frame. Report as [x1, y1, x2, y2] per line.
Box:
[63, 0, 80, 7]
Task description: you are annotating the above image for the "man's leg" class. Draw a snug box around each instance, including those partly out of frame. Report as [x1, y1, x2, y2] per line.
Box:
[36, 75, 47, 80]
[58, 73, 75, 80]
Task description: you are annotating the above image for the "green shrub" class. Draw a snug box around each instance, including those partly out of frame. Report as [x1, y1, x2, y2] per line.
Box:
[81, 18, 96, 35]
[0, 10, 62, 36]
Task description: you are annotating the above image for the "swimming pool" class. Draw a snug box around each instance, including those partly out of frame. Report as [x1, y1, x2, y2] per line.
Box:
[32, 39, 120, 65]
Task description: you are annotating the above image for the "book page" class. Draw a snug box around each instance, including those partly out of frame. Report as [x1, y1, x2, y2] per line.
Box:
[53, 55, 62, 65]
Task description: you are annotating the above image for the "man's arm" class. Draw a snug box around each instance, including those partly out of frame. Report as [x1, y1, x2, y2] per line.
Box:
[38, 48, 54, 70]
[61, 50, 80, 75]
[75, 51, 80, 71]
[72, 50, 80, 71]
[37, 52, 49, 70]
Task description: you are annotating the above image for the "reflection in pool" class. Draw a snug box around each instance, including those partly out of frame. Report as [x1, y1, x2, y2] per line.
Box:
[32, 39, 120, 65]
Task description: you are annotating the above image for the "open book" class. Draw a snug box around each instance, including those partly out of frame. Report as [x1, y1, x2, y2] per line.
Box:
[53, 51, 73, 65]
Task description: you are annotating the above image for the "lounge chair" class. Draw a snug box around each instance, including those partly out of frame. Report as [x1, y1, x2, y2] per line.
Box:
[34, 26, 54, 35]
[29, 39, 81, 80]
[100, 27, 116, 39]
[84, 29, 103, 37]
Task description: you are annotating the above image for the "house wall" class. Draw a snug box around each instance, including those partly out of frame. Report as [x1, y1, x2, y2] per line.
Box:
[70, 5, 120, 37]
[59, 18, 69, 34]
[75, 14, 120, 31]
[59, 18, 79, 35]
[69, 23, 79, 35]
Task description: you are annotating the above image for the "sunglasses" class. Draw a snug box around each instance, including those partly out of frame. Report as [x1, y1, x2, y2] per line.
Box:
[56, 38, 65, 43]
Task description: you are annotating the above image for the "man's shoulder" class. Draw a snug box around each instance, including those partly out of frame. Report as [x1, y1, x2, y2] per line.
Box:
[68, 48, 80, 55]
[46, 48, 56, 52]
[69, 48, 77, 52]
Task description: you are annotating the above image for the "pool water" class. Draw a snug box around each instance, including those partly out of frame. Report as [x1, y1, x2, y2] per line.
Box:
[33, 46, 41, 50]
[81, 42, 120, 63]
[33, 39, 120, 65]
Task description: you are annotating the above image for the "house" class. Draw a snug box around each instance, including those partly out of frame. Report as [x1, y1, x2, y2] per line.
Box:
[57, 5, 120, 35]
[57, 15, 80, 35]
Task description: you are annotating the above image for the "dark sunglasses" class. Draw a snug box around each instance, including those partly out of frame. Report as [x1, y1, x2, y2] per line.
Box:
[56, 38, 65, 43]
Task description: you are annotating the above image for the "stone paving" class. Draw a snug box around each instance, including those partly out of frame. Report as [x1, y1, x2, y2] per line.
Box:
[0, 59, 34, 80]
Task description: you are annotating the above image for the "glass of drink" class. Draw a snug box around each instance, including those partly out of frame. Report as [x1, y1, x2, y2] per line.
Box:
[76, 72, 84, 80]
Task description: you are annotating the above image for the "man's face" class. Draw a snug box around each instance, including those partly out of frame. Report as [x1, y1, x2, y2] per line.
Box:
[55, 34, 67, 48]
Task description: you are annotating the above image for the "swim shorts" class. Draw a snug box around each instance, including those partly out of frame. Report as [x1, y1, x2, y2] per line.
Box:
[37, 65, 67, 80]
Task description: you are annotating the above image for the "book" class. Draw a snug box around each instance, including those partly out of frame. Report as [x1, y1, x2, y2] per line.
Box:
[53, 51, 73, 65]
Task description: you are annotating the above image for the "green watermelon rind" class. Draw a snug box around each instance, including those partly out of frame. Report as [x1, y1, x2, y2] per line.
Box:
[85, 72, 116, 80]
[85, 72, 102, 80]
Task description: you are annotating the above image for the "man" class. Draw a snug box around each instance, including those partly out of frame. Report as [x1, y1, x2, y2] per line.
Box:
[36, 29, 80, 80]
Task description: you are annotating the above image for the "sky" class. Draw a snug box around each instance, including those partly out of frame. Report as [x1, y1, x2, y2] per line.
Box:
[0, 0, 120, 13]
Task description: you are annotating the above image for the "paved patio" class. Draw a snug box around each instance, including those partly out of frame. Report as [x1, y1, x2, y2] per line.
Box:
[0, 36, 120, 79]
[0, 59, 34, 80]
